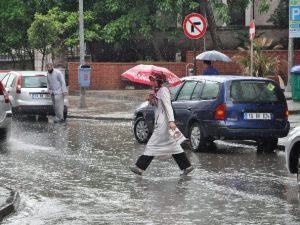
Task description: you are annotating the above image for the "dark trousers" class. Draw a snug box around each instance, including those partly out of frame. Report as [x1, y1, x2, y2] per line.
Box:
[135, 152, 191, 171]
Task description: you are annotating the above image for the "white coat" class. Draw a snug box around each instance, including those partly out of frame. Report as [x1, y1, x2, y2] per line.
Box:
[144, 86, 184, 156]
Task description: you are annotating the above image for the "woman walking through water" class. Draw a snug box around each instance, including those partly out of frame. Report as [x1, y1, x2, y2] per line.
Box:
[130, 72, 194, 176]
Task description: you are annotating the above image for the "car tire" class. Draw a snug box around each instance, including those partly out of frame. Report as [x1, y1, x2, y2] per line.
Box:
[0, 128, 10, 142]
[189, 122, 206, 151]
[134, 117, 151, 143]
[63, 108, 68, 121]
[256, 138, 278, 153]
[297, 157, 300, 187]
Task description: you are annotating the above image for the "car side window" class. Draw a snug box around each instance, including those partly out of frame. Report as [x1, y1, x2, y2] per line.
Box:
[200, 81, 220, 100]
[7, 74, 16, 88]
[1, 74, 10, 87]
[191, 81, 205, 100]
[10, 76, 17, 88]
[176, 81, 197, 101]
[170, 82, 183, 100]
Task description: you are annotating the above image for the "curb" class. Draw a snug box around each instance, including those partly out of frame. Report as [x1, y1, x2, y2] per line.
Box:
[68, 115, 132, 121]
[0, 188, 20, 221]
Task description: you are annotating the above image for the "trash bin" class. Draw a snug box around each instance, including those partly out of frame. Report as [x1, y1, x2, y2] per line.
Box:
[78, 64, 91, 88]
[291, 65, 300, 101]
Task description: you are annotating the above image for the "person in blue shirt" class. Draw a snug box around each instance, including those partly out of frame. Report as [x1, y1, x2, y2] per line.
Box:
[203, 60, 219, 75]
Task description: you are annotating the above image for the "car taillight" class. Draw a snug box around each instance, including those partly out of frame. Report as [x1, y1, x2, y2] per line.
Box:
[285, 106, 289, 120]
[0, 82, 9, 103]
[16, 76, 22, 93]
[214, 104, 226, 120]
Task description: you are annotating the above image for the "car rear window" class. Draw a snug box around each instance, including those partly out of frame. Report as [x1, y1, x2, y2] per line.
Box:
[229, 80, 284, 103]
[23, 76, 47, 88]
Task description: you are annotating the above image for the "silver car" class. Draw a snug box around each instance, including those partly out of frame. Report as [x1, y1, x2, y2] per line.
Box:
[0, 80, 12, 141]
[5, 71, 68, 119]
[285, 126, 300, 184]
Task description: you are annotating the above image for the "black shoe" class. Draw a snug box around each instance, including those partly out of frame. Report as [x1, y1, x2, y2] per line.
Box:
[181, 166, 194, 176]
[130, 166, 143, 175]
[54, 119, 65, 124]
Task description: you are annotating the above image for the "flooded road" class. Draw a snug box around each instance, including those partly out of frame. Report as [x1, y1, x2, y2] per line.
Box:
[1, 119, 300, 225]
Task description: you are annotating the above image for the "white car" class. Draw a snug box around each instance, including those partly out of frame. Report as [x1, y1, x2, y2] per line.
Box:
[0, 80, 12, 141]
[4, 71, 68, 119]
[285, 126, 300, 181]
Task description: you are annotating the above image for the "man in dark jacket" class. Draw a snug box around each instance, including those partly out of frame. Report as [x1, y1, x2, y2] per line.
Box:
[203, 60, 219, 75]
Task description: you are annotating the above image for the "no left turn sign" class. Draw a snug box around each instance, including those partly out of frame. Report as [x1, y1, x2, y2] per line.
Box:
[183, 13, 207, 39]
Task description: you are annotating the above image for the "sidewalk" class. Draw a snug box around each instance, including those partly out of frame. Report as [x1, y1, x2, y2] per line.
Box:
[67, 89, 300, 149]
[68, 89, 300, 125]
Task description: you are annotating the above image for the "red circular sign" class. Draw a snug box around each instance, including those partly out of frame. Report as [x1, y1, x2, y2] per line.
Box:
[183, 13, 207, 39]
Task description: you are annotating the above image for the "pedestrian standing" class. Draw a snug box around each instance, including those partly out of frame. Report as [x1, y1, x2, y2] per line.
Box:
[130, 73, 194, 176]
[47, 63, 68, 123]
[203, 60, 219, 75]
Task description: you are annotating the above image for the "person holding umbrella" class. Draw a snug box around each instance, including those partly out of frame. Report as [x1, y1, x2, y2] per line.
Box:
[203, 60, 219, 75]
[130, 72, 194, 176]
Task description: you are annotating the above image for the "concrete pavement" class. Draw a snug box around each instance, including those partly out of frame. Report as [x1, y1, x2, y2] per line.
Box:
[67, 89, 300, 127]
[67, 89, 300, 149]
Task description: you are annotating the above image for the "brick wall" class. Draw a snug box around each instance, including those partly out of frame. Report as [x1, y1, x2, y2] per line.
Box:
[68, 62, 186, 91]
[68, 50, 300, 91]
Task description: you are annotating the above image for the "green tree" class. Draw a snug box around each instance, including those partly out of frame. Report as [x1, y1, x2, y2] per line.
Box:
[0, 0, 35, 68]
[28, 13, 60, 70]
[233, 37, 286, 77]
[268, 0, 288, 27]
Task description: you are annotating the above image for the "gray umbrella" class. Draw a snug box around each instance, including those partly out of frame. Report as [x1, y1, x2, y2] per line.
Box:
[196, 50, 232, 62]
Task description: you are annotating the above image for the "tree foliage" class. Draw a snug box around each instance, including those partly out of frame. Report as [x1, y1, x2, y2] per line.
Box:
[233, 37, 286, 77]
[28, 13, 60, 69]
[0, 0, 286, 65]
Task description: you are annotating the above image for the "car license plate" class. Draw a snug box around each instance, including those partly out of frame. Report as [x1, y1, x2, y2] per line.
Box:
[30, 93, 50, 99]
[244, 112, 271, 120]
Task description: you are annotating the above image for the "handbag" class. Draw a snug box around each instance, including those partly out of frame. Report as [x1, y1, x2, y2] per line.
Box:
[169, 128, 186, 144]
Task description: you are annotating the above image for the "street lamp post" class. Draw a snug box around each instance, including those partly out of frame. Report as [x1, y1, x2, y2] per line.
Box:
[79, 0, 86, 108]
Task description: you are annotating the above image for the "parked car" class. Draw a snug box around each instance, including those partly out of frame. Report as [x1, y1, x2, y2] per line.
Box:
[133, 75, 290, 153]
[285, 126, 300, 181]
[0, 80, 12, 142]
[4, 71, 68, 119]
[0, 70, 9, 81]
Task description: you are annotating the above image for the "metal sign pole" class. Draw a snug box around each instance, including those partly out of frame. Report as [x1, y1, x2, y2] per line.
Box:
[250, 40, 254, 76]
[79, 0, 86, 108]
[287, 37, 294, 91]
[193, 40, 197, 75]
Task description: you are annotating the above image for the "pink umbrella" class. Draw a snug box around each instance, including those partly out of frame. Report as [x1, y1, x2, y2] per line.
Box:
[121, 64, 182, 87]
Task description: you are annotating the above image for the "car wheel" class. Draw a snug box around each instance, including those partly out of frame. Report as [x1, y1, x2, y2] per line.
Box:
[189, 122, 206, 151]
[63, 108, 68, 121]
[257, 138, 278, 153]
[297, 157, 300, 187]
[0, 128, 10, 142]
[134, 117, 151, 143]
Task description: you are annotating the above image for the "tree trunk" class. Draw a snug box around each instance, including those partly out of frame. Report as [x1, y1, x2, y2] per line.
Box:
[204, 0, 223, 50]
[152, 34, 163, 61]
[27, 49, 35, 70]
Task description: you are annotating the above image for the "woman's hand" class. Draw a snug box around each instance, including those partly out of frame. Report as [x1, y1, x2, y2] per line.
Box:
[169, 121, 177, 130]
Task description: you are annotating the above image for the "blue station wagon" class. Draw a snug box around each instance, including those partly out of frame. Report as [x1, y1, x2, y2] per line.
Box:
[133, 76, 290, 153]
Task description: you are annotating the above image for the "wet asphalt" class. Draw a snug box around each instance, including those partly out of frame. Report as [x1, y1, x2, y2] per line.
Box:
[1, 119, 300, 225]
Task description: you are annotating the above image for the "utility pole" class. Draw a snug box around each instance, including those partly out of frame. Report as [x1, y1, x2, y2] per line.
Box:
[249, 0, 255, 77]
[79, 0, 86, 108]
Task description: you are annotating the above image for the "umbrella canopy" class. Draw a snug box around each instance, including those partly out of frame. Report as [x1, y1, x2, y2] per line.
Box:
[121, 64, 182, 87]
[196, 50, 232, 62]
